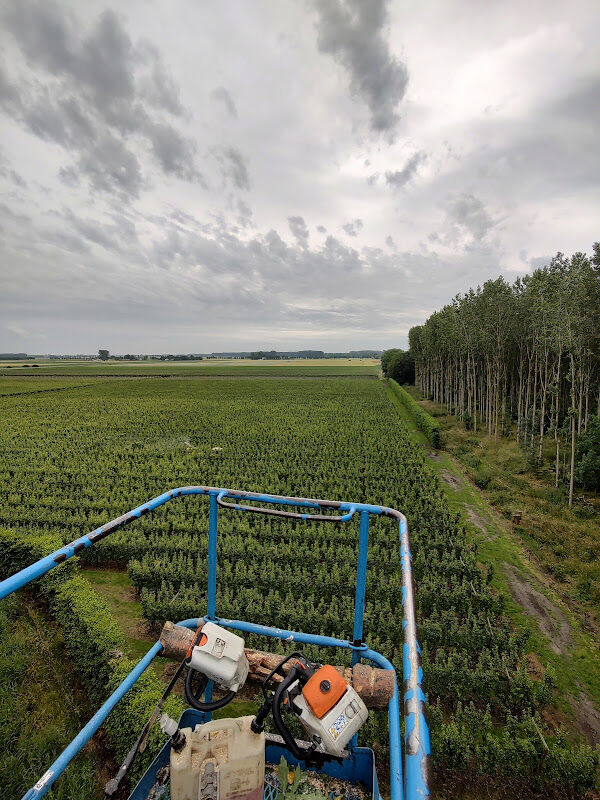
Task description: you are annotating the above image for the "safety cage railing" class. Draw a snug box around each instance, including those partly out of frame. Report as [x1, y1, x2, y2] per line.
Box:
[0, 486, 431, 800]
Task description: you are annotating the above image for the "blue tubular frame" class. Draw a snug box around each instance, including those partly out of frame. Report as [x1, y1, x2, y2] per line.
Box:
[0, 487, 430, 800]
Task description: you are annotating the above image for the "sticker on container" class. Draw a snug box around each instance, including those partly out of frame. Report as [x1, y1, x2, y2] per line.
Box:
[328, 712, 348, 740]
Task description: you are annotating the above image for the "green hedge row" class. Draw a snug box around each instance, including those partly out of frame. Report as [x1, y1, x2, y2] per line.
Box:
[389, 379, 442, 448]
[0, 528, 184, 790]
[429, 699, 599, 795]
[0, 595, 99, 800]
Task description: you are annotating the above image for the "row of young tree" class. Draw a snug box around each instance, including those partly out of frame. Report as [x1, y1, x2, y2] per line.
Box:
[409, 244, 600, 505]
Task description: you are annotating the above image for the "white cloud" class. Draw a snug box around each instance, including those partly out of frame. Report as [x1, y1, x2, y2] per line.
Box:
[0, 0, 598, 352]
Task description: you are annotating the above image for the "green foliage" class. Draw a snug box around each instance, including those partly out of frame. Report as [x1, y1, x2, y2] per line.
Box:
[0, 530, 184, 792]
[51, 575, 126, 704]
[0, 527, 77, 595]
[0, 375, 597, 794]
[409, 247, 600, 500]
[275, 757, 327, 800]
[389, 379, 442, 447]
[575, 415, 600, 491]
[388, 350, 416, 385]
[380, 348, 403, 376]
[104, 657, 184, 781]
[0, 596, 99, 800]
[430, 699, 599, 792]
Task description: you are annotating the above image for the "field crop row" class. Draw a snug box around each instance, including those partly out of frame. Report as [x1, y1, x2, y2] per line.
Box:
[0, 375, 597, 793]
[0, 358, 379, 377]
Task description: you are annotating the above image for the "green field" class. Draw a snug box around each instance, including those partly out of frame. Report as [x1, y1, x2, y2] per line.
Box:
[0, 377, 95, 396]
[1, 373, 598, 798]
[0, 357, 380, 377]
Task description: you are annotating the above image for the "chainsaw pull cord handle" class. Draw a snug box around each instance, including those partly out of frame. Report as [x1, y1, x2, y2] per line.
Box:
[184, 625, 236, 712]
[271, 665, 318, 761]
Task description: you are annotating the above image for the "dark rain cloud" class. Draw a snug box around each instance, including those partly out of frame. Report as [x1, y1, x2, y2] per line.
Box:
[342, 218, 363, 237]
[2, 205, 504, 329]
[385, 152, 425, 188]
[217, 147, 251, 191]
[314, 0, 408, 135]
[288, 215, 310, 247]
[1, 1, 598, 353]
[211, 87, 238, 118]
[0, 1, 201, 197]
[447, 193, 495, 242]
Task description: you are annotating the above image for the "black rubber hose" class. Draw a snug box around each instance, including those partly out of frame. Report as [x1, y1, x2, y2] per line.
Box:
[184, 666, 236, 712]
[271, 671, 316, 761]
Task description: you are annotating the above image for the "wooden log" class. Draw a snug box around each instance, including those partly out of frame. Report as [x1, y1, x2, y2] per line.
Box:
[158, 621, 394, 709]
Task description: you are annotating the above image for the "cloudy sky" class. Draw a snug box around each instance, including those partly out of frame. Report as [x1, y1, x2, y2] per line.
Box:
[1, 0, 598, 354]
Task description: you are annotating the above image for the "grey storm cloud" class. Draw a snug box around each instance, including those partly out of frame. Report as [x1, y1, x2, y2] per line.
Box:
[217, 147, 251, 191]
[288, 216, 310, 247]
[342, 218, 363, 237]
[2, 201, 504, 341]
[1, 0, 598, 354]
[448, 194, 495, 242]
[314, 0, 408, 135]
[0, 1, 201, 197]
[211, 87, 238, 118]
[385, 152, 425, 188]
[0, 150, 26, 188]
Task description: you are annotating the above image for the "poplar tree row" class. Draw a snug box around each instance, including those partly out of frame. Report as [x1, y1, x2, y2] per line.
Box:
[409, 245, 600, 505]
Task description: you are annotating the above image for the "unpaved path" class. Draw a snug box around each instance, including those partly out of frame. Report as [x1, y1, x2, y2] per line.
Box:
[504, 564, 573, 654]
[570, 691, 600, 745]
[465, 506, 495, 538]
[440, 469, 462, 489]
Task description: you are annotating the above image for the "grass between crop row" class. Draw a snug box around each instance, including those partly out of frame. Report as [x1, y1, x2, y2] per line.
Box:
[84, 567, 259, 720]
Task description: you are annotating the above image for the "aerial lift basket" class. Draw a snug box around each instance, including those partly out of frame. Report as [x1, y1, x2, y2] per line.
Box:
[0, 486, 431, 800]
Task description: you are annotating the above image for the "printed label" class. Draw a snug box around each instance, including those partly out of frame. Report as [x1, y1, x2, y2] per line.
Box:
[328, 712, 348, 741]
[33, 770, 53, 791]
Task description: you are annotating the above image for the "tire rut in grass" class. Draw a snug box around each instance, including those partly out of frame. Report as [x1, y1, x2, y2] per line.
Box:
[503, 563, 572, 655]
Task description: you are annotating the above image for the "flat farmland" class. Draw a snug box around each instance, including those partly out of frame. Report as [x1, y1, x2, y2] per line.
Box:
[0, 357, 380, 377]
[1, 374, 598, 796]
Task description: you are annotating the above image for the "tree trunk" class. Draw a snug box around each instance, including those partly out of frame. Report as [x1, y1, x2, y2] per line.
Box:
[158, 621, 394, 708]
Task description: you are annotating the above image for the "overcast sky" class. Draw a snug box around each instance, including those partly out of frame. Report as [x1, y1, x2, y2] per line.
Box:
[1, 0, 599, 354]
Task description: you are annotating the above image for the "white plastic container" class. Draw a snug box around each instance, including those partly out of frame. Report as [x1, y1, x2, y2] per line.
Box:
[170, 716, 265, 800]
[188, 621, 249, 692]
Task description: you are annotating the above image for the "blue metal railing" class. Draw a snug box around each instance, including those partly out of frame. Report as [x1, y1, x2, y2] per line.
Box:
[0, 486, 430, 800]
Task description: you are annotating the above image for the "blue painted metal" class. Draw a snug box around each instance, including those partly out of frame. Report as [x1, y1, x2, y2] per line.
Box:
[0, 486, 430, 800]
[21, 641, 163, 800]
[202, 616, 368, 652]
[398, 517, 431, 800]
[206, 491, 219, 620]
[352, 510, 370, 664]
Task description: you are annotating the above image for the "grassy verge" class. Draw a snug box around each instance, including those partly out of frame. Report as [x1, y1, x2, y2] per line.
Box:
[83, 567, 161, 671]
[386, 381, 600, 746]
[83, 567, 258, 720]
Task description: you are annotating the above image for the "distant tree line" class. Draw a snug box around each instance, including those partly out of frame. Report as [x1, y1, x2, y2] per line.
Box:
[96, 351, 203, 361]
[218, 350, 381, 360]
[408, 244, 600, 504]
